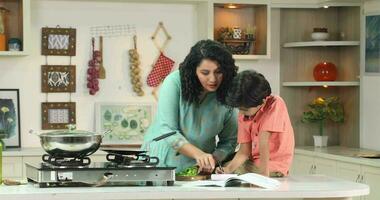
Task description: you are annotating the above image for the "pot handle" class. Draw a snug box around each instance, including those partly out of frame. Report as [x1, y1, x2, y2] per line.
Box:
[28, 129, 40, 136]
[101, 129, 113, 139]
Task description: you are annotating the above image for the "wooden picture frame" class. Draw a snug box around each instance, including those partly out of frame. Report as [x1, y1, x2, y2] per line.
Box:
[0, 89, 21, 148]
[42, 102, 76, 130]
[41, 27, 76, 56]
[95, 102, 155, 146]
[41, 65, 76, 93]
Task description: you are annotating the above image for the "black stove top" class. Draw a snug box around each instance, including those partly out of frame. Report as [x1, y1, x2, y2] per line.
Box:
[28, 161, 175, 171]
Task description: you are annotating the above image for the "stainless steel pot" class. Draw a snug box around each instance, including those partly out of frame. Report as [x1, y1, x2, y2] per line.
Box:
[31, 125, 111, 158]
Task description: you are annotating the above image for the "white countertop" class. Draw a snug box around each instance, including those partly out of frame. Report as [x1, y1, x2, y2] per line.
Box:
[296, 146, 380, 167]
[0, 175, 369, 200]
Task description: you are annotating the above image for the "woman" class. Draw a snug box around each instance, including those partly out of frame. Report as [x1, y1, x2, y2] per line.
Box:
[141, 40, 238, 173]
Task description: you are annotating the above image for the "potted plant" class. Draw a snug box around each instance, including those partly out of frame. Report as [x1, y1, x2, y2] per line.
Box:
[301, 97, 344, 147]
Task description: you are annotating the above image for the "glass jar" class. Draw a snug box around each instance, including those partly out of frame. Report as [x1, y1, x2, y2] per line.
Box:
[8, 38, 21, 51]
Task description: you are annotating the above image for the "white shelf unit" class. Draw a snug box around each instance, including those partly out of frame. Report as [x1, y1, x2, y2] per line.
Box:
[0, 0, 31, 56]
[211, 1, 271, 60]
[0, 51, 29, 56]
[233, 54, 270, 60]
[283, 81, 360, 87]
[283, 41, 360, 48]
[279, 6, 361, 148]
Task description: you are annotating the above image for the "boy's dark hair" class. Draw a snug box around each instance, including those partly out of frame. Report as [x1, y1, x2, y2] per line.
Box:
[179, 39, 238, 104]
[226, 70, 272, 108]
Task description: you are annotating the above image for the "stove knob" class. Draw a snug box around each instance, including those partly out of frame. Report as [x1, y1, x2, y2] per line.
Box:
[104, 172, 113, 178]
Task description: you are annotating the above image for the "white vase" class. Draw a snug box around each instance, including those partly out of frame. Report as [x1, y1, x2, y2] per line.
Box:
[313, 135, 328, 147]
[311, 32, 329, 41]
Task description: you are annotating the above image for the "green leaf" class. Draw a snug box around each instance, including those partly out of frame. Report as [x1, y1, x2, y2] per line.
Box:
[121, 119, 129, 128]
[104, 110, 112, 121]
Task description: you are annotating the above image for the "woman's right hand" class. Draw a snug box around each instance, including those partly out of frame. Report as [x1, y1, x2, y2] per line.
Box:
[194, 153, 215, 174]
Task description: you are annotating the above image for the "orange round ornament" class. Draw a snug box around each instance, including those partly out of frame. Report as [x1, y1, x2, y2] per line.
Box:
[313, 62, 337, 81]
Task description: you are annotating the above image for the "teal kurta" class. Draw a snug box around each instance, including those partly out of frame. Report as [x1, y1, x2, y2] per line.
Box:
[141, 70, 238, 173]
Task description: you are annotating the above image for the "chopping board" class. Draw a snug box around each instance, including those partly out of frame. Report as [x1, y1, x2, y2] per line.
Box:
[176, 175, 211, 181]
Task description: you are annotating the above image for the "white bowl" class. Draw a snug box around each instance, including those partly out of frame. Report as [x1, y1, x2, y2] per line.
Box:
[311, 32, 329, 41]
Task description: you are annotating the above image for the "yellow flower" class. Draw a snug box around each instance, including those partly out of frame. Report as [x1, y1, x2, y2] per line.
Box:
[314, 97, 325, 105]
[7, 118, 13, 123]
[1, 106, 9, 113]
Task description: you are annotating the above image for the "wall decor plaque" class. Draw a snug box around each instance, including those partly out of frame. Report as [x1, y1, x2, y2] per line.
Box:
[42, 102, 76, 130]
[41, 65, 76, 93]
[41, 27, 76, 56]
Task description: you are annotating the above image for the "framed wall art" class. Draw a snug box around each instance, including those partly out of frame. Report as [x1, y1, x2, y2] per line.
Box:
[0, 89, 21, 148]
[95, 102, 154, 146]
[41, 27, 76, 56]
[41, 65, 76, 93]
[42, 102, 76, 130]
[365, 13, 380, 74]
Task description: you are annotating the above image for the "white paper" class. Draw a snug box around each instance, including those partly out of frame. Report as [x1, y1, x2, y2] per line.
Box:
[182, 173, 281, 189]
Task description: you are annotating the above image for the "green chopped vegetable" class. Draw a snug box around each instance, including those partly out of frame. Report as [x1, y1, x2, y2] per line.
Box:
[176, 166, 198, 176]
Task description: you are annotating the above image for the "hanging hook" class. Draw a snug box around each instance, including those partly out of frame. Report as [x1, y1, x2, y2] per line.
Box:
[91, 37, 95, 52]
[133, 35, 137, 50]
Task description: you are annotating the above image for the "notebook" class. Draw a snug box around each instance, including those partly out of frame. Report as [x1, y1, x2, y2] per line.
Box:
[181, 173, 281, 189]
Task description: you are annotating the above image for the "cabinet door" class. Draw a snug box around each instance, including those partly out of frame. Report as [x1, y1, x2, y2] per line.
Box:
[314, 157, 337, 177]
[362, 165, 380, 200]
[336, 161, 361, 182]
[290, 154, 314, 175]
[336, 161, 362, 200]
[2, 157, 23, 180]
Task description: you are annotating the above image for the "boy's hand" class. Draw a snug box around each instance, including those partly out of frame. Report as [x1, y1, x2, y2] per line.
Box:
[215, 166, 233, 174]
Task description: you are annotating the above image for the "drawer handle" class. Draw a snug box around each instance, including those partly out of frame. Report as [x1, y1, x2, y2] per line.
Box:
[356, 174, 360, 182]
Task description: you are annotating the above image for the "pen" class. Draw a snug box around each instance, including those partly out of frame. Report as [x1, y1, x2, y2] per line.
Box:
[216, 160, 224, 173]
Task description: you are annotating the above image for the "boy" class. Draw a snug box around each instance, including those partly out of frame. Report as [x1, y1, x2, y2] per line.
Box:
[217, 70, 294, 177]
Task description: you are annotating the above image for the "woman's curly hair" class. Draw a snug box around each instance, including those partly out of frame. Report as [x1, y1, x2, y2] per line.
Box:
[179, 40, 238, 104]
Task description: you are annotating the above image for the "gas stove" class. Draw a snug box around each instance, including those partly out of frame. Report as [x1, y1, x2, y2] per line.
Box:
[26, 151, 176, 187]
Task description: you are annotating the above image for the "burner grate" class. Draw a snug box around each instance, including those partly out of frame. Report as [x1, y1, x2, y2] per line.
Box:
[42, 154, 91, 167]
[106, 153, 159, 167]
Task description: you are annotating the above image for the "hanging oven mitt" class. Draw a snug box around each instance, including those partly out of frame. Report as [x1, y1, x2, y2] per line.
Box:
[146, 52, 175, 87]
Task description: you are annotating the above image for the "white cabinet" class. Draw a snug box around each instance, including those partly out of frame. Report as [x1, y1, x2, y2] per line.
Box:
[290, 154, 336, 176]
[290, 154, 314, 175]
[362, 166, 380, 200]
[292, 150, 380, 200]
[313, 157, 337, 177]
[336, 162, 362, 200]
[336, 161, 362, 182]
[2, 157, 23, 180]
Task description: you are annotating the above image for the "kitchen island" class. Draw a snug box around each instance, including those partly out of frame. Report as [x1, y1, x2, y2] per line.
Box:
[0, 175, 369, 200]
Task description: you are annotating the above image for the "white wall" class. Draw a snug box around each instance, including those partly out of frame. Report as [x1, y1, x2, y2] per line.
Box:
[0, 0, 280, 147]
[361, 0, 380, 151]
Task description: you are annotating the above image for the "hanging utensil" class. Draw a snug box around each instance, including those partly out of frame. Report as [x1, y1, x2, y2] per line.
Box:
[98, 36, 106, 79]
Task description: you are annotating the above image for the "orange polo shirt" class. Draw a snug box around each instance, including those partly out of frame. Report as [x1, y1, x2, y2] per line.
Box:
[237, 95, 295, 175]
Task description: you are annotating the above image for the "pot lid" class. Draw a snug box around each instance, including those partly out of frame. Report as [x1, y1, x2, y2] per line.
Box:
[39, 124, 99, 137]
